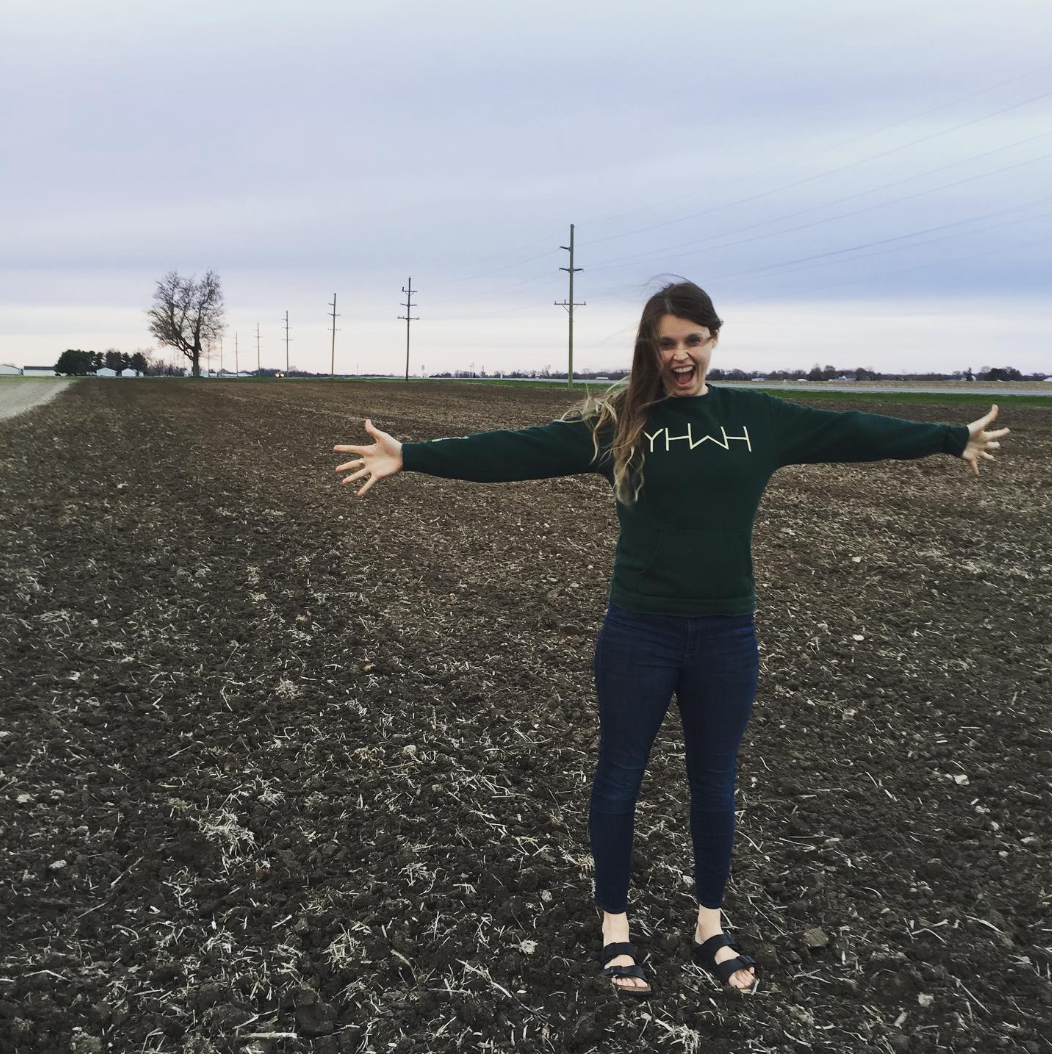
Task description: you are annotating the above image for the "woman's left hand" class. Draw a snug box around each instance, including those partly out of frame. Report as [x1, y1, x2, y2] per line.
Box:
[961, 404, 1010, 477]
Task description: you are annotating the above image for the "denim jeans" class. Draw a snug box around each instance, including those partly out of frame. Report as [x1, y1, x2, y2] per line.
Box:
[589, 601, 759, 913]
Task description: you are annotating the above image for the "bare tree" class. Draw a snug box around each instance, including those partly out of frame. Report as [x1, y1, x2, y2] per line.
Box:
[146, 270, 225, 378]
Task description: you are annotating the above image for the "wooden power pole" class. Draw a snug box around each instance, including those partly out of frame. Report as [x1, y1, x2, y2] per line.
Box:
[282, 311, 291, 375]
[329, 294, 340, 376]
[398, 278, 418, 382]
[555, 223, 585, 389]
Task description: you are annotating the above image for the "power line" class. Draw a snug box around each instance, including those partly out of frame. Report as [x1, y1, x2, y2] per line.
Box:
[578, 87, 1052, 251]
[426, 267, 559, 313]
[587, 128, 1052, 274]
[571, 60, 1052, 237]
[375, 83, 1052, 328]
[405, 62, 1052, 292]
[577, 198, 1052, 348]
[713, 196, 1052, 285]
[587, 147, 1052, 276]
[427, 247, 562, 289]
[723, 229, 1052, 307]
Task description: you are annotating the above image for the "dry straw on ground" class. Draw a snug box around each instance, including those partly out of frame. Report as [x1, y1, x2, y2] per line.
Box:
[1, 379, 1049, 1053]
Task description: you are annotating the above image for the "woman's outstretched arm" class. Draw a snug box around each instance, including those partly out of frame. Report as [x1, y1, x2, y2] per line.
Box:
[766, 394, 1009, 473]
[334, 414, 608, 497]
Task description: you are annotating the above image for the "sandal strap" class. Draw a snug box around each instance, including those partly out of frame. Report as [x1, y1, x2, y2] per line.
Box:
[601, 963, 648, 982]
[695, 932, 739, 961]
[600, 940, 637, 963]
[713, 952, 757, 986]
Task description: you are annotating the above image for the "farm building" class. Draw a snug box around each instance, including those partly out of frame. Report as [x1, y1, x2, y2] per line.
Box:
[0, 363, 22, 375]
[22, 365, 56, 377]
[96, 367, 142, 377]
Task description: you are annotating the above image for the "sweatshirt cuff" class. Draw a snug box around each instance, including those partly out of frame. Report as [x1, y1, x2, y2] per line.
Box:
[943, 424, 970, 458]
[400, 441, 426, 472]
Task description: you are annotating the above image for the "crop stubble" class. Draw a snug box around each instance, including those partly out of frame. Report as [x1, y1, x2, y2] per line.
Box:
[1, 380, 1050, 1053]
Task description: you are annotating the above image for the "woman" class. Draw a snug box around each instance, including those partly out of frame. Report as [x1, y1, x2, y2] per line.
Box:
[333, 281, 1008, 997]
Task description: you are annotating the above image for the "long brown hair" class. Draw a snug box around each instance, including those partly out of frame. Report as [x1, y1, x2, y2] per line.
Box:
[561, 280, 723, 506]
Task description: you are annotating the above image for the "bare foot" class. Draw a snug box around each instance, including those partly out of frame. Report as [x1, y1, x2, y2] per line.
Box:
[601, 911, 648, 990]
[696, 906, 756, 990]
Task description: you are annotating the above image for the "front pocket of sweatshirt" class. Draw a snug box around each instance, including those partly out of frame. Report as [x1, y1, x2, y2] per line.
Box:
[638, 527, 753, 600]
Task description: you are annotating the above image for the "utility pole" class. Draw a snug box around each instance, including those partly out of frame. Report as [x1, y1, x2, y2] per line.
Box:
[282, 311, 292, 375]
[555, 223, 585, 389]
[234, 332, 239, 376]
[219, 336, 224, 375]
[328, 294, 340, 377]
[256, 323, 262, 375]
[398, 278, 418, 382]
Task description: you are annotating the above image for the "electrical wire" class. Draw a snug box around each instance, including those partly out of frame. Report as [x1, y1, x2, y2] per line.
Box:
[572, 60, 1052, 236]
[577, 88, 1052, 250]
[585, 148, 1052, 275]
[584, 129, 1052, 273]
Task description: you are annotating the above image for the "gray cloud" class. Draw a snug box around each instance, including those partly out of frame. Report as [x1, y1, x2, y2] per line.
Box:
[2, 0, 1051, 371]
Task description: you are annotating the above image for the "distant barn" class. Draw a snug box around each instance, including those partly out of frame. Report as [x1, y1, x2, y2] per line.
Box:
[0, 363, 22, 376]
[22, 365, 56, 377]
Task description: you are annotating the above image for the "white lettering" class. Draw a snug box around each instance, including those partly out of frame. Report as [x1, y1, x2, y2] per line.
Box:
[722, 426, 751, 451]
[640, 424, 753, 454]
[643, 429, 664, 453]
[665, 428, 691, 451]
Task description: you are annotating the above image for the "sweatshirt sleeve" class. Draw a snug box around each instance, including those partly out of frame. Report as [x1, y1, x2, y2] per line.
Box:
[766, 394, 971, 468]
[400, 415, 610, 482]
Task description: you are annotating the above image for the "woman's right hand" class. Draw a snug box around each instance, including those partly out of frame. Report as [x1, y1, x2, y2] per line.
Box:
[333, 418, 404, 497]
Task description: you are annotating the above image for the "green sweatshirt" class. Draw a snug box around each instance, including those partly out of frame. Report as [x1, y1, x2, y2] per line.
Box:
[400, 384, 971, 616]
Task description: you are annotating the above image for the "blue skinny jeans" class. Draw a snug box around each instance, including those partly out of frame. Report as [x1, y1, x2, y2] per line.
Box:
[589, 601, 759, 913]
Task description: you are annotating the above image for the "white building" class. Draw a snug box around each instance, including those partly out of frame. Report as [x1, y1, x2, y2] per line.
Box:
[23, 365, 56, 377]
[0, 363, 22, 375]
[96, 367, 118, 377]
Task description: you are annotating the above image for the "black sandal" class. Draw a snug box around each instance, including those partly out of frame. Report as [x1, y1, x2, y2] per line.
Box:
[692, 930, 759, 991]
[600, 940, 652, 997]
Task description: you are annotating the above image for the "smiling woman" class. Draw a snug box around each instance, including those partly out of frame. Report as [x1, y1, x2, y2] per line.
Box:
[333, 278, 1008, 998]
[658, 316, 718, 393]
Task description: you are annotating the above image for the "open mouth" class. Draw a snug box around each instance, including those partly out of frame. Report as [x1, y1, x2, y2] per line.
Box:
[671, 365, 695, 388]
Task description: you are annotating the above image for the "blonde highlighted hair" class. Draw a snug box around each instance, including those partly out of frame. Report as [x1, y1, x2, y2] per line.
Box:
[560, 280, 723, 507]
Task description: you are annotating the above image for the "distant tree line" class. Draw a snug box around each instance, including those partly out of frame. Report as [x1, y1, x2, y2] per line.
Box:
[55, 349, 150, 376]
[425, 364, 1043, 382]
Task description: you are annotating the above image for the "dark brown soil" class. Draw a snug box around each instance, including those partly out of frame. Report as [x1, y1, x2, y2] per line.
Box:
[1, 379, 1050, 1054]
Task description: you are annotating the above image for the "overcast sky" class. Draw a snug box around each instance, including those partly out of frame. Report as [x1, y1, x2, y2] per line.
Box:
[2, 0, 1051, 375]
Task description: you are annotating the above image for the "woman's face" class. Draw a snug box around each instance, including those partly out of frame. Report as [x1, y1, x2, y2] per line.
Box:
[655, 313, 716, 397]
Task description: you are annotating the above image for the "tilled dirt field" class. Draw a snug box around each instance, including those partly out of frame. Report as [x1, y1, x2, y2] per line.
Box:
[1, 380, 1050, 1054]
